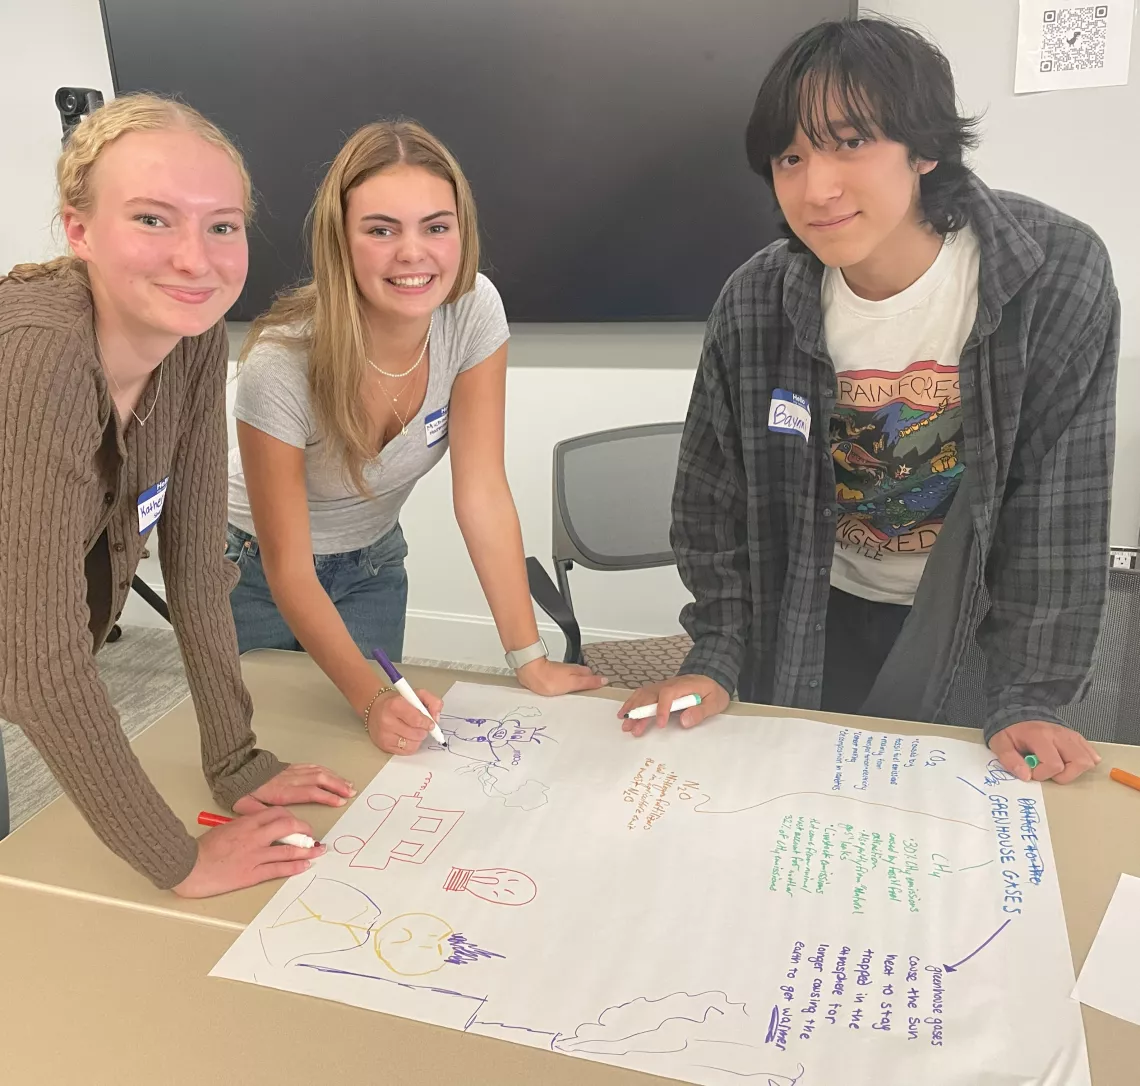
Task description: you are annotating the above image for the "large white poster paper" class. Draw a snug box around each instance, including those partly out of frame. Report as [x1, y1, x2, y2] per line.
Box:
[1016, 1, 1135, 93]
[212, 684, 1088, 1085]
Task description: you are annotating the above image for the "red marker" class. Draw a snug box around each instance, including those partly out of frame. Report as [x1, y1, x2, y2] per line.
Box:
[197, 811, 319, 849]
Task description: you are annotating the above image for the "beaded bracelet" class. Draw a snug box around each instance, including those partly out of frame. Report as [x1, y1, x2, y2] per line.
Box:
[363, 684, 393, 732]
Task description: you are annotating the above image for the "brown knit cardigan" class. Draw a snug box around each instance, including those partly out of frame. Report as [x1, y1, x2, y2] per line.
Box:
[0, 271, 282, 888]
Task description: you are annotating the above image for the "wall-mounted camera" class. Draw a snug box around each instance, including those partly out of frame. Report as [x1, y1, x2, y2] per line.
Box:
[55, 87, 105, 143]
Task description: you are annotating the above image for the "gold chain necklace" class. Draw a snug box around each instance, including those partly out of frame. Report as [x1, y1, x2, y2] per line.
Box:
[366, 314, 433, 379]
[371, 358, 422, 438]
[95, 330, 163, 427]
[383, 368, 419, 404]
[377, 378, 415, 438]
[378, 382, 414, 437]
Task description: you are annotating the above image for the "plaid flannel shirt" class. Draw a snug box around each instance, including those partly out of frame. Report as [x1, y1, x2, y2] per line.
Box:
[673, 173, 1119, 740]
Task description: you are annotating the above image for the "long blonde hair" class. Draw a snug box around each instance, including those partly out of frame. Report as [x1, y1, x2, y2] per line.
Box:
[2, 93, 252, 286]
[241, 120, 480, 496]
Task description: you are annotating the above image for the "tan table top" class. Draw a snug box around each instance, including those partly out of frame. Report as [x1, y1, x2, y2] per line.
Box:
[0, 652, 523, 926]
[0, 879, 676, 1086]
[1, 649, 1138, 1083]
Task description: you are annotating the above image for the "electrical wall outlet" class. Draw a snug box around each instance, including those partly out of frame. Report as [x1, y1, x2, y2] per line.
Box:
[1110, 548, 1138, 570]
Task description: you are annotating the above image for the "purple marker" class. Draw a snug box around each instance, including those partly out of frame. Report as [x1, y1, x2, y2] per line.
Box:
[371, 646, 447, 747]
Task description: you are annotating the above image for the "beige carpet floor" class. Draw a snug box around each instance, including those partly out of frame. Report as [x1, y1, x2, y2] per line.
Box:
[1, 626, 191, 832]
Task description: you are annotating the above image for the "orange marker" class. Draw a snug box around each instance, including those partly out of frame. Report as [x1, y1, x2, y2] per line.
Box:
[1109, 767, 1140, 793]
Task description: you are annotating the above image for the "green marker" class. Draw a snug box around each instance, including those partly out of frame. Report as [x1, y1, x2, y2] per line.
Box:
[1024, 754, 1039, 769]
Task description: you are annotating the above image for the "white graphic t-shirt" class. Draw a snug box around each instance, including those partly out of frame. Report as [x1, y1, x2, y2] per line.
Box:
[823, 225, 980, 605]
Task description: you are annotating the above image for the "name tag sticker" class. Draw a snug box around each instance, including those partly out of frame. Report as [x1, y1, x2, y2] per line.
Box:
[137, 477, 168, 535]
[425, 406, 449, 448]
[768, 389, 811, 442]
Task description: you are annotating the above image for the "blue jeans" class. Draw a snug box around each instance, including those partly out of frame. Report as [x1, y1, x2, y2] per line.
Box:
[226, 522, 409, 661]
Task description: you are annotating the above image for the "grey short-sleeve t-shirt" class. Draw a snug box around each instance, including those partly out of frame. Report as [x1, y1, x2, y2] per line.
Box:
[228, 273, 509, 554]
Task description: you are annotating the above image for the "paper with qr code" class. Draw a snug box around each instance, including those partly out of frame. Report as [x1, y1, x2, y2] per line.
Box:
[1016, 1, 1134, 93]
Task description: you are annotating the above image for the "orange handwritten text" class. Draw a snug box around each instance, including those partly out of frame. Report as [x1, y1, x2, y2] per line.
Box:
[622, 760, 698, 830]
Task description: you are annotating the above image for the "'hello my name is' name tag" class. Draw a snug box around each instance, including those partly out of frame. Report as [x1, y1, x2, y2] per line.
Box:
[137, 478, 168, 534]
[768, 389, 811, 441]
[425, 405, 449, 448]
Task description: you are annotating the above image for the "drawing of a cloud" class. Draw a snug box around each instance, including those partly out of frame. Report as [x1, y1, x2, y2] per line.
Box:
[502, 779, 548, 810]
[556, 990, 752, 1055]
[555, 992, 805, 1082]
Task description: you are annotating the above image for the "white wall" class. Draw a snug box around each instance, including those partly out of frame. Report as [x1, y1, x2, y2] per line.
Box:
[4, 0, 1138, 667]
[0, 0, 114, 269]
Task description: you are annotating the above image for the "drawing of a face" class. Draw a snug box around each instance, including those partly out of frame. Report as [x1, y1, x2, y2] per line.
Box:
[446, 865, 538, 906]
[373, 913, 453, 975]
[499, 724, 536, 743]
[442, 714, 543, 757]
[474, 869, 536, 904]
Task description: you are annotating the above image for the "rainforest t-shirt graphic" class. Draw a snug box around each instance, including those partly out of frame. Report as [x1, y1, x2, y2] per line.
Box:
[821, 223, 979, 604]
[830, 359, 963, 559]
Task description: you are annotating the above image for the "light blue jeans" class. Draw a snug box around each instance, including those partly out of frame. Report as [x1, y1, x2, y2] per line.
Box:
[226, 522, 408, 661]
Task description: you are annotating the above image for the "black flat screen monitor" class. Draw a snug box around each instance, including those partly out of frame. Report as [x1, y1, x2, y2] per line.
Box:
[100, 1, 854, 321]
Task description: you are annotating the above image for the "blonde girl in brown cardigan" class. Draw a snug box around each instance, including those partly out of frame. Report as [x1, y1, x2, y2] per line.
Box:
[0, 94, 352, 895]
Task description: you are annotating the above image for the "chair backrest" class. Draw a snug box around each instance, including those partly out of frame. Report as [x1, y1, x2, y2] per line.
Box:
[552, 423, 685, 571]
[942, 562, 1140, 745]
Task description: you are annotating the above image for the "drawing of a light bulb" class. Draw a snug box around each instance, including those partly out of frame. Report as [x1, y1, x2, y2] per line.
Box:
[444, 865, 537, 906]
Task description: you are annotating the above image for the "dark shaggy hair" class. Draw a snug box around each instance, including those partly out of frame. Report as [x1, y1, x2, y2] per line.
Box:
[745, 18, 982, 250]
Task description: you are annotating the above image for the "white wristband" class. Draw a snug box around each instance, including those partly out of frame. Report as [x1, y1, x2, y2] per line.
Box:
[505, 638, 548, 671]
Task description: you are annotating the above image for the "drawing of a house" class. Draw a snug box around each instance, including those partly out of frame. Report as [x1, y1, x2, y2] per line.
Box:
[339, 795, 464, 870]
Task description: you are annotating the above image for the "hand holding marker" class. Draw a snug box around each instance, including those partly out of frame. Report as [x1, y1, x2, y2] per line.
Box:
[197, 811, 318, 849]
[372, 646, 448, 748]
[623, 694, 702, 721]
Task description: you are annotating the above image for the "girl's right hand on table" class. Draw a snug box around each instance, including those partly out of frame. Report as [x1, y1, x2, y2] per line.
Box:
[172, 807, 324, 898]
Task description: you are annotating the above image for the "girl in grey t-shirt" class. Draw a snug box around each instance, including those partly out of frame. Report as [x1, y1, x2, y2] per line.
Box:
[228, 121, 603, 757]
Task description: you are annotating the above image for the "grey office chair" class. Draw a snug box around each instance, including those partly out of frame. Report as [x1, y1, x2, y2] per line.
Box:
[942, 553, 1140, 745]
[526, 422, 693, 688]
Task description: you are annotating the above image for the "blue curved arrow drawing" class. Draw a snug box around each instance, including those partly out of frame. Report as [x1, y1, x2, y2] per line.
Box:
[943, 919, 1013, 972]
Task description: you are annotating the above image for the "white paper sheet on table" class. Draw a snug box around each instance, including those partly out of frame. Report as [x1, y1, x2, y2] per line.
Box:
[1072, 872, 1140, 1024]
[1015, 0, 1134, 94]
[211, 683, 1088, 1086]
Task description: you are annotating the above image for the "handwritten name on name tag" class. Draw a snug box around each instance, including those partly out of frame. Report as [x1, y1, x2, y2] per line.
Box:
[425, 406, 449, 448]
[137, 478, 168, 534]
[768, 389, 811, 441]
